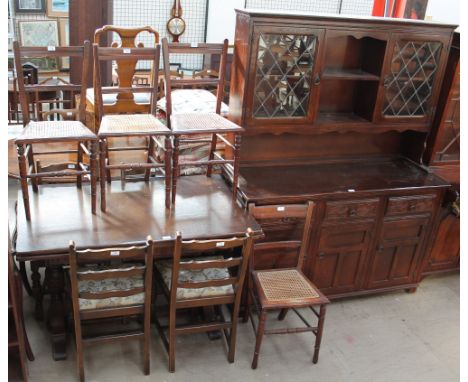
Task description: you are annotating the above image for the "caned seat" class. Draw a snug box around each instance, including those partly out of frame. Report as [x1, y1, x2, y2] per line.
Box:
[13, 41, 98, 221]
[245, 202, 330, 369]
[154, 230, 254, 372]
[157, 256, 234, 300]
[68, 238, 154, 382]
[98, 114, 170, 137]
[162, 38, 244, 204]
[170, 113, 243, 134]
[15, 121, 97, 143]
[252, 269, 320, 306]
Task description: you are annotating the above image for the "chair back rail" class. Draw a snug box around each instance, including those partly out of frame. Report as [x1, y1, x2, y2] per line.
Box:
[93, 44, 161, 122]
[161, 37, 228, 127]
[248, 202, 315, 269]
[13, 41, 91, 125]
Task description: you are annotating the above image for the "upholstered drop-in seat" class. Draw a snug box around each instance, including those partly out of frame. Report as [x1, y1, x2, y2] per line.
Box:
[170, 113, 244, 135]
[76, 264, 146, 310]
[98, 114, 171, 137]
[158, 89, 229, 116]
[156, 256, 234, 300]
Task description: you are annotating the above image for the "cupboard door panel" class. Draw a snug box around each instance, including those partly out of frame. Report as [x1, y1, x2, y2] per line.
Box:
[367, 215, 430, 288]
[375, 34, 450, 124]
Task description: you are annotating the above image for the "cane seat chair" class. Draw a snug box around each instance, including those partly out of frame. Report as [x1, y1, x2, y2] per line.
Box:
[68, 237, 154, 382]
[13, 41, 98, 221]
[161, 37, 244, 204]
[154, 230, 254, 372]
[93, 43, 172, 211]
[245, 202, 329, 369]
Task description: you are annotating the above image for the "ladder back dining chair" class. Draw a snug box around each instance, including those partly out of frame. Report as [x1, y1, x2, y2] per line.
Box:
[154, 229, 254, 372]
[68, 237, 154, 382]
[161, 37, 244, 204]
[13, 41, 98, 221]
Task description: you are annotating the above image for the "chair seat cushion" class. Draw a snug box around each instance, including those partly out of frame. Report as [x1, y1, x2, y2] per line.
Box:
[253, 269, 320, 305]
[170, 113, 244, 134]
[156, 256, 234, 300]
[76, 264, 145, 311]
[98, 114, 171, 137]
[15, 120, 96, 144]
[158, 89, 229, 116]
[86, 88, 151, 105]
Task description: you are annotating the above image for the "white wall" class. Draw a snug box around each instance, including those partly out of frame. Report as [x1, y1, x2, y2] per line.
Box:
[206, 0, 244, 43]
[425, 0, 460, 24]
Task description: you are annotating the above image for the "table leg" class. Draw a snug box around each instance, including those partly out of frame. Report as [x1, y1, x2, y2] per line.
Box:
[31, 262, 43, 321]
[46, 264, 67, 361]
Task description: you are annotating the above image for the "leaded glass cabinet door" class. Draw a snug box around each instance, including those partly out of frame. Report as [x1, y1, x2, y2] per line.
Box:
[377, 34, 448, 124]
[247, 27, 324, 125]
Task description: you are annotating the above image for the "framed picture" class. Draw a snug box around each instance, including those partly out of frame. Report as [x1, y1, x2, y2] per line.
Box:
[47, 0, 68, 17]
[21, 57, 59, 73]
[19, 20, 59, 47]
[14, 0, 46, 13]
[59, 19, 69, 70]
[404, 0, 428, 20]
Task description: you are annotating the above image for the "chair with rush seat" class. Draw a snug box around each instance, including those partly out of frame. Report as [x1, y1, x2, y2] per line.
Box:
[68, 237, 154, 382]
[244, 201, 329, 369]
[161, 37, 244, 204]
[154, 230, 254, 372]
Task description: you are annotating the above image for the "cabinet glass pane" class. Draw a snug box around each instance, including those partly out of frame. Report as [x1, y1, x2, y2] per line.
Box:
[383, 40, 442, 117]
[253, 34, 317, 118]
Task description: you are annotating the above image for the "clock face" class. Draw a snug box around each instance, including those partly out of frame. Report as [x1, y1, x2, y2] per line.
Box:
[167, 17, 186, 36]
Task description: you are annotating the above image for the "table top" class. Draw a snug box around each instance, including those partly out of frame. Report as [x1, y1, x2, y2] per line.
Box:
[14, 175, 262, 259]
[238, 157, 450, 205]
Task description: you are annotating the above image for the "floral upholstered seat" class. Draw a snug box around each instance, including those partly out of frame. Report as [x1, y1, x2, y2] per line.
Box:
[157, 89, 229, 116]
[156, 256, 234, 300]
[76, 263, 145, 310]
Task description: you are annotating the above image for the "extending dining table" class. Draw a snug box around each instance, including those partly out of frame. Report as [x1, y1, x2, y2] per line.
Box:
[13, 174, 262, 360]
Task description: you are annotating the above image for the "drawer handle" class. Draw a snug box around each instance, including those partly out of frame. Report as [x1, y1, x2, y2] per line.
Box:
[377, 245, 384, 251]
[408, 203, 417, 211]
[348, 208, 357, 216]
[318, 252, 325, 259]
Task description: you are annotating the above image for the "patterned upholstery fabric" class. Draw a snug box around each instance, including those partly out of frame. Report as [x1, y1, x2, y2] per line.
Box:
[76, 264, 145, 311]
[156, 256, 234, 300]
[158, 89, 229, 116]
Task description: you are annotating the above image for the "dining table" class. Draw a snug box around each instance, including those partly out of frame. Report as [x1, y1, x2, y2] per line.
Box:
[12, 174, 262, 360]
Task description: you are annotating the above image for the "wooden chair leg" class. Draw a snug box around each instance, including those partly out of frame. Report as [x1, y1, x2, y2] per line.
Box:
[171, 137, 180, 205]
[144, 135, 155, 182]
[77, 142, 83, 189]
[228, 300, 242, 363]
[99, 139, 107, 212]
[312, 304, 327, 364]
[27, 144, 38, 193]
[18, 261, 33, 296]
[15, 274, 35, 362]
[206, 134, 217, 177]
[143, 313, 151, 375]
[251, 309, 267, 369]
[277, 308, 289, 321]
[232, 134, 242, 202]
[17, 144, 31, 221]
[105, 138, 111, 184]
[90, 140, 98, 215]
[168, 308, 176, 373]
[164, 137, 172, 209]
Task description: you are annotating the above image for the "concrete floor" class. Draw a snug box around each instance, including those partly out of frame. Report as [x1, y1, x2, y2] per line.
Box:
[9, 272, 459, 382]
[8, 180, 459, 382]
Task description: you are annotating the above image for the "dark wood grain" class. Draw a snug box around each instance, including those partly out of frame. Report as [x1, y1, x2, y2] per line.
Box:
[15, 175, 262, 259]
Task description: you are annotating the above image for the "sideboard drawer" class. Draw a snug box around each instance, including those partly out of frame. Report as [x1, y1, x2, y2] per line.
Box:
[324, 199, 379, 221]
[386, 195, 436, 216]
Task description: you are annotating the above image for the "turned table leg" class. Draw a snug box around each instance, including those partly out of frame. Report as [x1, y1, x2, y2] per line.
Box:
[45, 264, 67, 361]
[31, 262, 43, 321]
